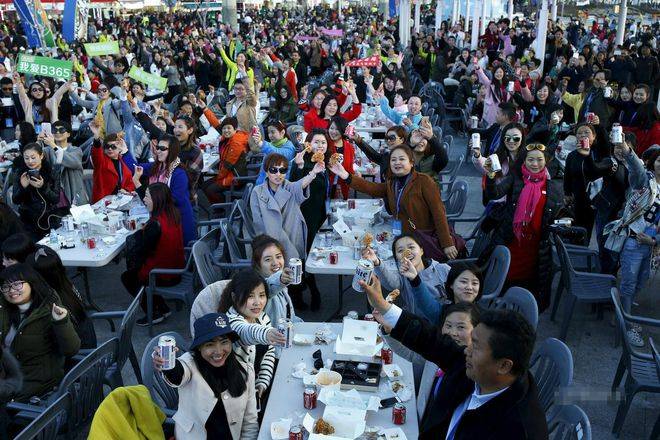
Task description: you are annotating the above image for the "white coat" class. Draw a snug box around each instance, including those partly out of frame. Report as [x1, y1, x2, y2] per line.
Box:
[165, 352, 259, 440]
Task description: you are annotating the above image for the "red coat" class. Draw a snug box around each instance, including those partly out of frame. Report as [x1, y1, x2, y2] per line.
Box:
[303, 103, 362, 132]
[624, 121, 660, 156]
[329, 139, 356, 200]
[138, 212, 185, 283]
[91, 142, 135, 203]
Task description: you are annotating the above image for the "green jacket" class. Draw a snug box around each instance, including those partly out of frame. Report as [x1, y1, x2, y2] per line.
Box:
[0, 296, 81, 401]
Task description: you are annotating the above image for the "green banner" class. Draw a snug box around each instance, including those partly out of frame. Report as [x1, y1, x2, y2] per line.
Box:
[16, 54, 73, 80]
[128, 66, 167, 91]
[84, 41, 120, 56]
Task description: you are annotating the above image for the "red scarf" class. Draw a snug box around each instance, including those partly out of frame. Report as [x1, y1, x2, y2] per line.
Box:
[513, 165, 547, 241]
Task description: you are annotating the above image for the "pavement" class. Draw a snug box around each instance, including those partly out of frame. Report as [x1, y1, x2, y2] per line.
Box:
[83, 134, 659, 439]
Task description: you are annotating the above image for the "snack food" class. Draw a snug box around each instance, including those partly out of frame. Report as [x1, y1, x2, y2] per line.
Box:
[402, 249, 413, 260]
[391, 381, 405, 393]
[304, 143, 313, 153]
[329, 153, 343, 166]
[363, 233, 374, 247]
[386, 289, 400, 303]
[314, 418, 336, 435]
[312, 152, 325, 163]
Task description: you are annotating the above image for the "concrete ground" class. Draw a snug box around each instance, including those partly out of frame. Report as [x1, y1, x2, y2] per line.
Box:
[83, 135, 659, 439]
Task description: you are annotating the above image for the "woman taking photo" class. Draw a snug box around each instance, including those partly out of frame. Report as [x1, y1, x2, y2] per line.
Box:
[330, 145, 459, 261]
[90, 124, 135, 203]
[408, 120, 449, 182]
[124, 133, 196, 246]
[27, 247, 95, 349]
[327, 116, 356, 200]
[153, 312, 258, 439]
[289, 129, 332, 310]
[121, 183, 184, 326]
[250, 121, 296, 186]
[11, 142, 66, 238]
[483, 143, 563, 311]
[0, 263, 80, 401]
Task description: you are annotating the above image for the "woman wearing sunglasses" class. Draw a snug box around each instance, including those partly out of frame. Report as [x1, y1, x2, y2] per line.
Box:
[68, 79, 124, 137]
[0, 263, 80, 402]
[250, 120, 296, 186]
[472, 122, 525, 184]
[89, 123, 135, 203]
[12, 73, 70, 130]
[353, 125, 407, 181]
[123, 133, 196, 246]
[483, 143, 564, 311]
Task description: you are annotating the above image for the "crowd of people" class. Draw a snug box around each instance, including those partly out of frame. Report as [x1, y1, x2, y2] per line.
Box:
[0, 2, 658, 439]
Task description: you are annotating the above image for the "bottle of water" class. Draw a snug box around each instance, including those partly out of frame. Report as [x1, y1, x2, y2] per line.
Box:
[49, 229, 58, 245]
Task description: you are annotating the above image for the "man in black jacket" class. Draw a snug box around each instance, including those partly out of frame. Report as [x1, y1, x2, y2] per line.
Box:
[362, 276, 549, 440]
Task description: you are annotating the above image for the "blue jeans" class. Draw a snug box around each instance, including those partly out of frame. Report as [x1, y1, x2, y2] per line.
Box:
[618, 237, 652, 313]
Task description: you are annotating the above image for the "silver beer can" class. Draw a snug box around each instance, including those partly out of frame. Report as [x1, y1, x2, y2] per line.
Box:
[353, 241, 362, 260]
[288, 258, 303, 285]
[604, 86, 612, 98]
[611, 123, 623, 144]
[352, 259, 374, 292]
[158, 336, 176, 370]
[469, 116, 479, 129]
[62, 215, 75, 232]
[488, 154, 502, 173]
[507, 81, 515, 92]
[277, 318, 293, 348]
[471, 132, 481, 151]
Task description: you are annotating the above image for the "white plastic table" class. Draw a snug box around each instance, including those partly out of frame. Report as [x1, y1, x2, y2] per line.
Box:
[202, 151, 220, 174]
[355, 125, 387, 134]
[257, 322, 419, 440]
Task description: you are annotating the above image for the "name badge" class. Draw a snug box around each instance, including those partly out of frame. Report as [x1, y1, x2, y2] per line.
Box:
[391, 220, 402, 236]
[5, 118, 13, 128]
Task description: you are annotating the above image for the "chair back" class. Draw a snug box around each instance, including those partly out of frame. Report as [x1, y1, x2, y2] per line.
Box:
[651, 337, 660, 379]
[14, 393, 70, 440]
[479, 286, 539, 330]
[140, 331, 186, 411]
[193, 227, 224, 288]
[114, 290, 143, 382]
[54, 338, 117, 433]
[444, 180, 469, 218]
[480, 245, 511, 299]
[219, 218, 251, 263]
[530, 338, 574, 416]
[610, 287, 644, 370]
[229, 198, 256, 240]
[552, 234, 576, 292]
[548, 404, 592, 440]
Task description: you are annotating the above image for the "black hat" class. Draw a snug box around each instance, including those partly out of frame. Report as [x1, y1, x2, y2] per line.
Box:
[190, 313, 239, 350]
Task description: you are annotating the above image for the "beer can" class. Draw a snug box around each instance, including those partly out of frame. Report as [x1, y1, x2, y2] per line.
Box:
[288, 258, 303, 285]
[345, 125, 355, 138]
[303, 387, 318, 409]
[352, 259, 374, 291]
[348, 199, 356, 209]
[611, 123, 623, 144]
[346, 310, 359, 320]
[586, 112, 595, 124]
[507, 81, 515, 92]
[87, 237, 96, 250]
[471, 132, 481, 151]
[364, 313, 375, 321]
[580, 137, 590, 150]
[488, 154, 502, 173]
[469, 116, 479, 129]
[329, 251, 339, 265]
[158, 336, 176, 370]
[604, 86, 612, 98]
[353, 241, 362, 260]
[392, 403, 406, 425]
[381, 346, 393, 364]
[289, 425, 303, 440]
[62, 215, 75, 232]
[277, 318, 293, 348]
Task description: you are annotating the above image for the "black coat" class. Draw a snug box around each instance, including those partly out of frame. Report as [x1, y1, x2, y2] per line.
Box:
[290, 158, 329, 252]
[390, 310, 549, 440]
[484, 171, 564, 308]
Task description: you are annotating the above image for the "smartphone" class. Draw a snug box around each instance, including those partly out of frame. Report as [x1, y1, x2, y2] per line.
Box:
[1, 98, 12, 107]
[27, 169, 41, 179]
[380, 397, 399, 408]
[41, 122, 52, 137]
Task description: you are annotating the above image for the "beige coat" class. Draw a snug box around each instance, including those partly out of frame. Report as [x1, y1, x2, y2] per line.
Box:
[226, 78, 258, 133]
[165, 352, 259, 440]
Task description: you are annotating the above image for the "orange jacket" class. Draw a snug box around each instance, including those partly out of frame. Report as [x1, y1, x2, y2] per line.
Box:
[216, 130, 249, 188]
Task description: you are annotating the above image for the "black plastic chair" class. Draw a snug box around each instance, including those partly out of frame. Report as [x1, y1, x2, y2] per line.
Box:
[649, 337, 660, 440]
[192, 227, 248, 287]
[610, 288, 660, 437]
[140, 331, 186, 417]
[553, 235, 616, 341]
[548, 404, 592, 440]
[443, 179, 469, 220]
[218, 218, 252, 264]
[13, 393, 70, 440]
[479, 286, 539, 330]
[530, 338, 574, 421]
[450, 244, 511, 300]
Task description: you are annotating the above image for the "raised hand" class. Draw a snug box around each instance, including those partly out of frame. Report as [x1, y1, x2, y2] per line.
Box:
[51, 304, 68, 321]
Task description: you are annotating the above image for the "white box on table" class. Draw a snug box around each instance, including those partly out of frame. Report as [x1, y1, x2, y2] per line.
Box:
[334, 320, 382, 358]
[303, 406, 367, 440]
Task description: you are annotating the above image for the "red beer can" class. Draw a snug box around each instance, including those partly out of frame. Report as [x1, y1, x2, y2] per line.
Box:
[104, 199, 112, 207]
[303, 387, 317, 409]
[586, 112, 595, 124]
[392, 403, 406, 425]
[87, 237, 96, 250]
[289, 425, 304, 440]
[381, 346, 393, 365]
[364, 313, 375, 321]
[329, 251, 339, 265]
[348, 199, 356, 209]
[580, 137, 590, 150]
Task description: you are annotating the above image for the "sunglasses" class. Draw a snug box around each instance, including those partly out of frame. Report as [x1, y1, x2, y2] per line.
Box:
[31, 87, 44, 93]
[104, 144, 119, 151]
[504, 136, 522, 142]
[53, 126, 68, 134]
[268, 166, 288, 175]
[525, 143, 546, 152]
[386, 135, 398, 141]
[1, 87, 13, 92]
[98, 87, 108, 92]
[155, 145, 169, 152]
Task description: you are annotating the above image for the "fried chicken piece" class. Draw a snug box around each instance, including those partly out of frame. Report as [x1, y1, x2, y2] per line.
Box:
[312, 151, 325, 163]
[314, 418, 335, 435]
[402, 249, 413, 260]
[386, 289, 400, 303]
[362, 233, 374, 247]
[304, 143, 313, 153]
[329, 153, 343, 166]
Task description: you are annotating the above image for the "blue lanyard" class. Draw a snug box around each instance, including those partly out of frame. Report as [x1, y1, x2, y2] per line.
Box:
[489, 128, 502, 155]
[394, 175, 411, 218]
[583, 92, 596, 114]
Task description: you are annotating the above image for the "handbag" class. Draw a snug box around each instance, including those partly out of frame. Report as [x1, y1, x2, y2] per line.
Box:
[410, 225, 468, 263]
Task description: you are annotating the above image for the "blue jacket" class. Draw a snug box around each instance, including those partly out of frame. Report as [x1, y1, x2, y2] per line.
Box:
[379, 97, 423, 131]
[255, 139, 297, 185]
[123, 154, 197, 245]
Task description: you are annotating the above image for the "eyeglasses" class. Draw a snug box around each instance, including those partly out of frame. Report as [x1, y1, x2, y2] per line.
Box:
[386, 135, 398, 141]
[104, 144, 119, 151]
[98, 87, 108, 92]
[53, 126, 68, 134]
[504, 136, 522, 142]
[268, 166, 288, 175]
[155, 145, 169, 152]
[525, 143, 546, 152]
[1, 281, 24, 294]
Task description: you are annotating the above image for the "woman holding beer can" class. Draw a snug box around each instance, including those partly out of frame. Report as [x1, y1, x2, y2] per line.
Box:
[483, 143, 563, 311]
[153, 312, 259, 439]
[471, 122, 525, 184]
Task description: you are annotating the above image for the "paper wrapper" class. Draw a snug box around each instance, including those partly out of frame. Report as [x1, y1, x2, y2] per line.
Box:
[318, 388, 381, 412]
[303, 406, 367, 440]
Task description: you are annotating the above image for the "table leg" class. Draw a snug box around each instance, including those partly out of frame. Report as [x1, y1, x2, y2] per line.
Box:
[326, 276, 345, 322]
[79, 267, 102, 312]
